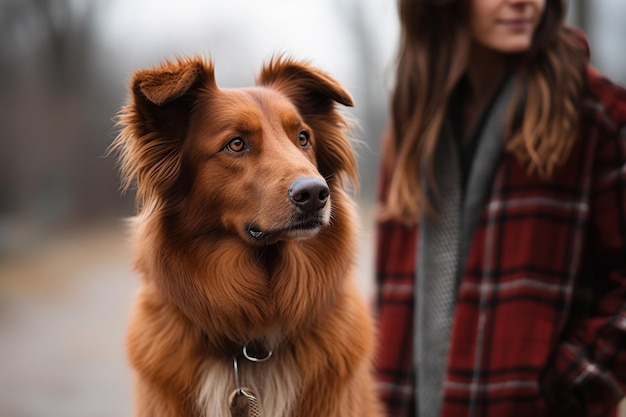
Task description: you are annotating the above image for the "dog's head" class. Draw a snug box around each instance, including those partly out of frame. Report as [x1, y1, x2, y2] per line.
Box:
[113, 57, 356, 245]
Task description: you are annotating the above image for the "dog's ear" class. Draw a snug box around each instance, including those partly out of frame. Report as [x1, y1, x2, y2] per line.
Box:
[257, 57, 358, 190]
[257, 57, 353, 109]
[111, 58, 216, 206]
[130, 58, 216, 138]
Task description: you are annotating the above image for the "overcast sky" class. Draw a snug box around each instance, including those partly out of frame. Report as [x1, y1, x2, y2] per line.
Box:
[96, 0, 399, 90]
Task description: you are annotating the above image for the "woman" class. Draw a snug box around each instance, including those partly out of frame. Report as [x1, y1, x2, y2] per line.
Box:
[374, 0, 626, 416]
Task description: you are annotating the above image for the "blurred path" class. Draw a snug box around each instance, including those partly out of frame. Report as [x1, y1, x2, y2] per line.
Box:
[0, 224, 137, 417]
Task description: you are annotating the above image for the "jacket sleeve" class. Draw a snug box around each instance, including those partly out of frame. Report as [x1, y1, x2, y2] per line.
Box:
[544, 79, 626, 417]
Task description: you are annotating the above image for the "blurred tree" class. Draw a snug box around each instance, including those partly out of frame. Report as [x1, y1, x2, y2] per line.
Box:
[0, 0, 104, 92]
[0, 0, 127, 250]
[570, 0, 589, 32]
[332, 0, 393, 202]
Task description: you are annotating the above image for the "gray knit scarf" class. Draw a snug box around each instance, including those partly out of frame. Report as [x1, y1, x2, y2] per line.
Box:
[415, 75, 516, 417]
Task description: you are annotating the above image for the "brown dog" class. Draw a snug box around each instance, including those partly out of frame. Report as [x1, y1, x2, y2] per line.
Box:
[111, 57, 382, 417]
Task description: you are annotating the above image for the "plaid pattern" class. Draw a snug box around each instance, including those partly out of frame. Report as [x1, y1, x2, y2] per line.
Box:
[374, 67, 626, 417]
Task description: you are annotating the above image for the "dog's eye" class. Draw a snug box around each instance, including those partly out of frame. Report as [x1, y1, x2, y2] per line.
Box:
[225, 137, 246, 153]
[298, 131, 310, 147]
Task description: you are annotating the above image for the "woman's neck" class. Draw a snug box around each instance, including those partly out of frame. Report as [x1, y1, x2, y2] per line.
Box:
[458, 44, 519, 143]
[466, 43, 514, 101]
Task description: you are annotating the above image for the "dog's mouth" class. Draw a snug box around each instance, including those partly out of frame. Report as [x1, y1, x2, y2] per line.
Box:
[246, 216, 326, 243]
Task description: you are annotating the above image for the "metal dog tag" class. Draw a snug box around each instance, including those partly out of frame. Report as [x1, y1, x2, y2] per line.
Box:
[229, 387, 261, 417]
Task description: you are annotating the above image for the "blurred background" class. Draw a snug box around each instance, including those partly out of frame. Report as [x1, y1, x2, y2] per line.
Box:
[0, 0, 624, 416]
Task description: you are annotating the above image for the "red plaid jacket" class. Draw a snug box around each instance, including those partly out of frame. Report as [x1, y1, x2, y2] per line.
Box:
[374, 67, 626, 417]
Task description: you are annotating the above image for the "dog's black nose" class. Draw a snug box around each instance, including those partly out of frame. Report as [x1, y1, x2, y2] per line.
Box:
[288, 177, 329, 212]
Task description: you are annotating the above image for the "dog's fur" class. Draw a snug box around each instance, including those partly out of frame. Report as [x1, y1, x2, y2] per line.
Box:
[111, 56, 382, 417]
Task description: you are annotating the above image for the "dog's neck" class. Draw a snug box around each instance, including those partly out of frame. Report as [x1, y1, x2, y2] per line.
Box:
[202, 327, 283, 360]
[136, 189, 357, 359]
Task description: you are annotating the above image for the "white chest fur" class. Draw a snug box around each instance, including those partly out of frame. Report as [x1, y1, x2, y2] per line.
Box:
[197, 352, 301, 417]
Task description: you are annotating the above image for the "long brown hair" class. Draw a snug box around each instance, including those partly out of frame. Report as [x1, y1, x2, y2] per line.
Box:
[382, 0, 587, 224]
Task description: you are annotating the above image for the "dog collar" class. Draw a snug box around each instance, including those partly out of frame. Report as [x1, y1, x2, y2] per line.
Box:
[201, 332, 274, 360]
[228, 341, 272, 417]
[241, 340, 273, 362]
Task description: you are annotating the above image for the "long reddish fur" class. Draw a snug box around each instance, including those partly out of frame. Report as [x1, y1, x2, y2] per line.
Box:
[111, 56, 382, 417]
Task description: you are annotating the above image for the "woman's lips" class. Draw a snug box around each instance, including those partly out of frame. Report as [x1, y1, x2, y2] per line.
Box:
[498, 18, 533, 31]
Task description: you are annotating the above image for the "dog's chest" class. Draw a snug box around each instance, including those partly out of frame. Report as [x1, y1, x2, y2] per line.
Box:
[197, 353, 301, 417]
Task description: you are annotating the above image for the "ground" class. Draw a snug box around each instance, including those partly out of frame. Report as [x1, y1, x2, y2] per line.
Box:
[0, 223, 136, 417]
